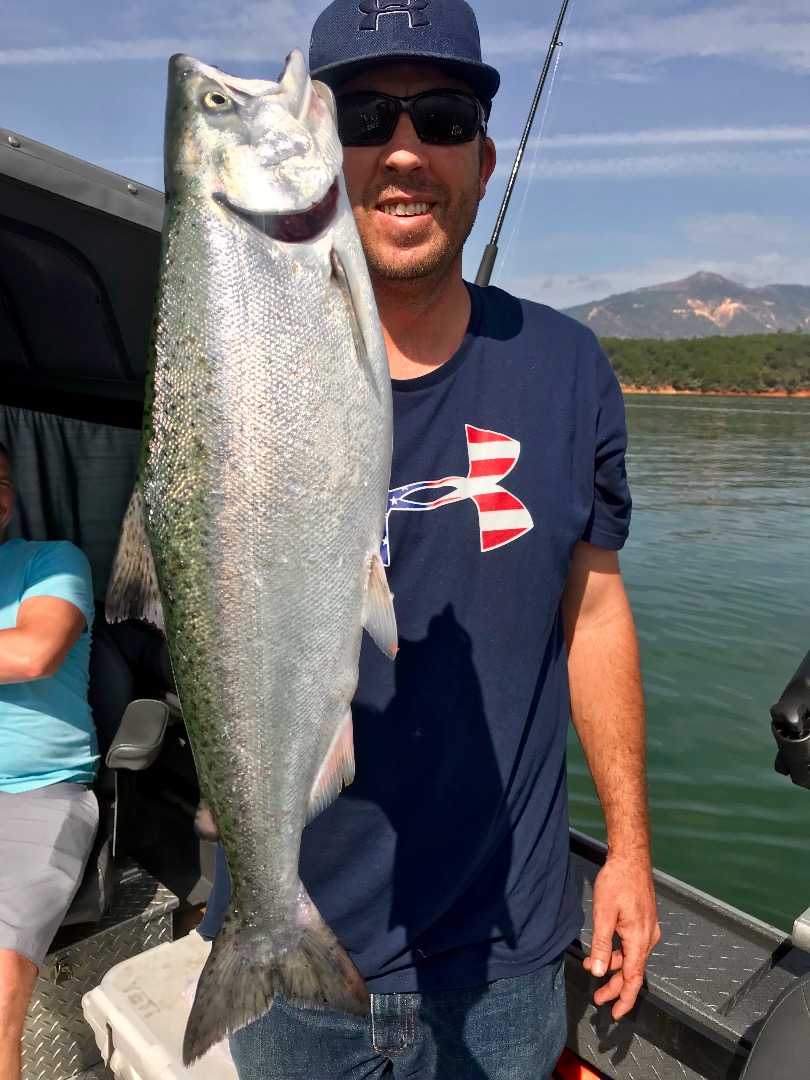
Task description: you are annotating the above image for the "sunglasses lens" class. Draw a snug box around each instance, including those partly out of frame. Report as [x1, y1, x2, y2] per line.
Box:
[413, 93, 481, 143]
[335, 91, 483, 146]
[336, 94, 398, 145]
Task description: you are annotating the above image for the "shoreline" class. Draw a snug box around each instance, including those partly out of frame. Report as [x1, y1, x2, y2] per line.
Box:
[621, 385, 810, 398]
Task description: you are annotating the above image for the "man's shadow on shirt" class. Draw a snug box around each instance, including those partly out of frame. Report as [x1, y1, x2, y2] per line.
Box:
[346, 604, 515, 1077]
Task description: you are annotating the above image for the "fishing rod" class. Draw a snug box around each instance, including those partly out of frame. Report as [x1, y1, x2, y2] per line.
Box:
[475, 0, 572, 287]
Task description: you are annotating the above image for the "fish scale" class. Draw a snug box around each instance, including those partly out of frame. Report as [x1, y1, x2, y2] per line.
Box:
[106, 48, 396, 1065]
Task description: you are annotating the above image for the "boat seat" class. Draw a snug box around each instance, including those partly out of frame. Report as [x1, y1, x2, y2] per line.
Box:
[60, 611, 169, 927]
[740, 971, 810, 1079]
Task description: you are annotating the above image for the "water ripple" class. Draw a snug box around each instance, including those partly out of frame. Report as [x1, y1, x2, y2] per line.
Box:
[568, 395, 810, 931]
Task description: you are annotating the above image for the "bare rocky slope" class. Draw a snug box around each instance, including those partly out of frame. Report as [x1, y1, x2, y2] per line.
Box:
[561, 271, 810, 339]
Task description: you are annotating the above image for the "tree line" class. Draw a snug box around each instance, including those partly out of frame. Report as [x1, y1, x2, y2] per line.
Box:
[599, 330, 810, 393]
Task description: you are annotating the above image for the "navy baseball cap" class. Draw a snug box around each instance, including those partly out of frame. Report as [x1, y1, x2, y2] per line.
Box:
[309, 0, 500, 101]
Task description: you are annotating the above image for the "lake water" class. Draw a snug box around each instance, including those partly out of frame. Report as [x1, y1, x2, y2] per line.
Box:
[567, 394, 810, 932]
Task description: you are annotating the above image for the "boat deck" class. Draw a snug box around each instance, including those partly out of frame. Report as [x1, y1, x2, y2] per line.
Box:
[567, 831, 810, 1079]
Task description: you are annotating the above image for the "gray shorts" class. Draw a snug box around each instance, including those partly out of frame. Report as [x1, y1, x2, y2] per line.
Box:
[0, 782, 98, 967]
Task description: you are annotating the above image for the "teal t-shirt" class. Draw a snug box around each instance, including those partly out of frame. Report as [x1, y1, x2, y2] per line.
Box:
[0, 539, 99, 792]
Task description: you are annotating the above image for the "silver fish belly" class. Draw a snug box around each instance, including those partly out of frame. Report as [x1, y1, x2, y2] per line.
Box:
[107, 49, 396, 1065]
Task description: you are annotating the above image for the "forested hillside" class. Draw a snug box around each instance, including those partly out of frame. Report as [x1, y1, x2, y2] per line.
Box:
[601, 331, 810, 393]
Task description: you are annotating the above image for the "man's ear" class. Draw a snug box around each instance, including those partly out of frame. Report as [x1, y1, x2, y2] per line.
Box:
[479, 136, 497, 200]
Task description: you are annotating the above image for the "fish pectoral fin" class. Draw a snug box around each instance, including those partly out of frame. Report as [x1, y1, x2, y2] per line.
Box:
[307, 712, 355, 824]
[194, 800, 218, 843]
[330, 248, 371, 374]
[363, 552, 398, 659]
[312, 80, 337, 125]
[105, 485, 165, 632]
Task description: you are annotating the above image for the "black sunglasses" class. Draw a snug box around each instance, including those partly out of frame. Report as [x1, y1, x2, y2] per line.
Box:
[335, 89, 489, 147]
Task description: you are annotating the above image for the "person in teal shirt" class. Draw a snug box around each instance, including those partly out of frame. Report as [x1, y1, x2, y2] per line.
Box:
[0, 440, 99, 1080]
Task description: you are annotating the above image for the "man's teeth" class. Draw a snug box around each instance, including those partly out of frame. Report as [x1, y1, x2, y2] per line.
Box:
[381, 202, 430, 217]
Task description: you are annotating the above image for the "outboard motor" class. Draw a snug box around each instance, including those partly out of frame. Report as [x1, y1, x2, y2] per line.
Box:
[740, 649, 810, 1080]
[770, 648, 810, 790]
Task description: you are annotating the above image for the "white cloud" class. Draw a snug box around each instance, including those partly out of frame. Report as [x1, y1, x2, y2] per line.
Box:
[0, 0, 317, 66]
[507, 253, 810, 311]
[0, 39, 207, 64]
[5, 1, 808, 80]
[0, 36, 307, 65]
[681, 212, 800, 249]
[492, 147, 810, 182]
[496, 125, 810, 153]
[96, 155, 163, 167]
[482, 1, 810, 76]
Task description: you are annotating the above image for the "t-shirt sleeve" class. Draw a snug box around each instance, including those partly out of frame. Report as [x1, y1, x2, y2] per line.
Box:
[22, 542, 95, 630]
[580, 343, 632, 550]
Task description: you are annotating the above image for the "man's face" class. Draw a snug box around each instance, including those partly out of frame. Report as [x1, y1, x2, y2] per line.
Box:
[0, 453, 14, 541]
[336, 62, 496, 284]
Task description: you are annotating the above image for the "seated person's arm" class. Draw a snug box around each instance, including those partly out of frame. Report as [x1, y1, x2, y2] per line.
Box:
[0, 596, 86, 683]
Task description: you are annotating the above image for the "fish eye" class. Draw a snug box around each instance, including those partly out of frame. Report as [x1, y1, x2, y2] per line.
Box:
[202, 89, 233, 112]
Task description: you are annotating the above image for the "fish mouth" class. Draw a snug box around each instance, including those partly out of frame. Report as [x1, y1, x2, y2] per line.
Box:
[216, 180, 339, 243]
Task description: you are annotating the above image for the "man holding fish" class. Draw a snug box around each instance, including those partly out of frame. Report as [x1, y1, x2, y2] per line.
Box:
[185, 0, 660, 1076]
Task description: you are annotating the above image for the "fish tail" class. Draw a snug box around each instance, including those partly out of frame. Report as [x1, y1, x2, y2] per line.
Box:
[182, 903, 369, 1065]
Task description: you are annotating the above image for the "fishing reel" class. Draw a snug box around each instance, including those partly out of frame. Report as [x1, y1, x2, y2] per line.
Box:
[771, 648, 810, 791]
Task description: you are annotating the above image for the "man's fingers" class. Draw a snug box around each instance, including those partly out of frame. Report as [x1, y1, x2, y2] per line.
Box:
[592, 965, 645, 1017]
[590, 918, 652, 1014]
[592, 970, 623, 1006]
[595, 940, 648, 1014]
[586, 916, 618, 978]
[586, 946, 622, 975]
[611, 969, 645, 1019]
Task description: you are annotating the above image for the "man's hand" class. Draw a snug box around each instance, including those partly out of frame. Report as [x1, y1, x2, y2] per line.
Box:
[583, 851, 660, 1019]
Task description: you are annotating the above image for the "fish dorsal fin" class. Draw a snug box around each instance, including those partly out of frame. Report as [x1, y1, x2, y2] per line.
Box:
[307, 712, 355, 824]
[106, 485, 165, 632]
[363, 552, 398, 659]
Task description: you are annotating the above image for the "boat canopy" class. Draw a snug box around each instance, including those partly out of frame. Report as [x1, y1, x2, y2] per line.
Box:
[0, 126, 162, 428]
[0, 128, 163, 592]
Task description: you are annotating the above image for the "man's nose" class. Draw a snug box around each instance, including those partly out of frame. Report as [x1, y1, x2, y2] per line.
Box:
[380, 112, 429, 171]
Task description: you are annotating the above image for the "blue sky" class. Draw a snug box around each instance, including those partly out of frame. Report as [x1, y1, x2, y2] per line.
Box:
[2, 0, 809, 308]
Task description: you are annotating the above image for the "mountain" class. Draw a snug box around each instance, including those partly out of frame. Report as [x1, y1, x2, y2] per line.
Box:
[561, 272, 810, 339]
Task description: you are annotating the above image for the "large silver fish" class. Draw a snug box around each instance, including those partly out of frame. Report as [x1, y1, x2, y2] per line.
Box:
[107, 49, 397, 1065]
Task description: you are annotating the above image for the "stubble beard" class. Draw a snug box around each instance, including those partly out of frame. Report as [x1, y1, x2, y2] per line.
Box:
[358, 181, 481, 287]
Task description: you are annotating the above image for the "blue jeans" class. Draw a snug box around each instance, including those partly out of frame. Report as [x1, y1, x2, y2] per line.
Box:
[229, 957, 566, 1080]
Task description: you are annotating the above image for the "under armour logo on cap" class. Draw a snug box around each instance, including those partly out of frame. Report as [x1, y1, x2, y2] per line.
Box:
[310, 0, 500, 102]
[358, 0, 431, 32]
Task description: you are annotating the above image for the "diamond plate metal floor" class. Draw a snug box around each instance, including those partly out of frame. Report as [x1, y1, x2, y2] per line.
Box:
[76, 1063, 114, 1079]
[21, 863, 178, 1080]
[19, 837, 810, 1080]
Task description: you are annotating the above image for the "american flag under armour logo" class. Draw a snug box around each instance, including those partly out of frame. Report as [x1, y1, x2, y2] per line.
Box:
[381, 425, 534, 566]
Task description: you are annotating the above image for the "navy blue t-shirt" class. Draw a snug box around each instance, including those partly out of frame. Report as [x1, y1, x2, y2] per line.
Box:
[199, 283, 631, 992]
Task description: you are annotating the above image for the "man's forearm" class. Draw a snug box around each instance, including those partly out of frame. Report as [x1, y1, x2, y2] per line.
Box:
[562, 541, 659, 1015]
[566, 596, 650, 858]
[0, 596, 88, 683]
[0, 626, 53, 683]
[0, 597, 87, 684]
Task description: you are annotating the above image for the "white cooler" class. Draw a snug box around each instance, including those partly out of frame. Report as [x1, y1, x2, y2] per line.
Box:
[82, 931, 238, 1080]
